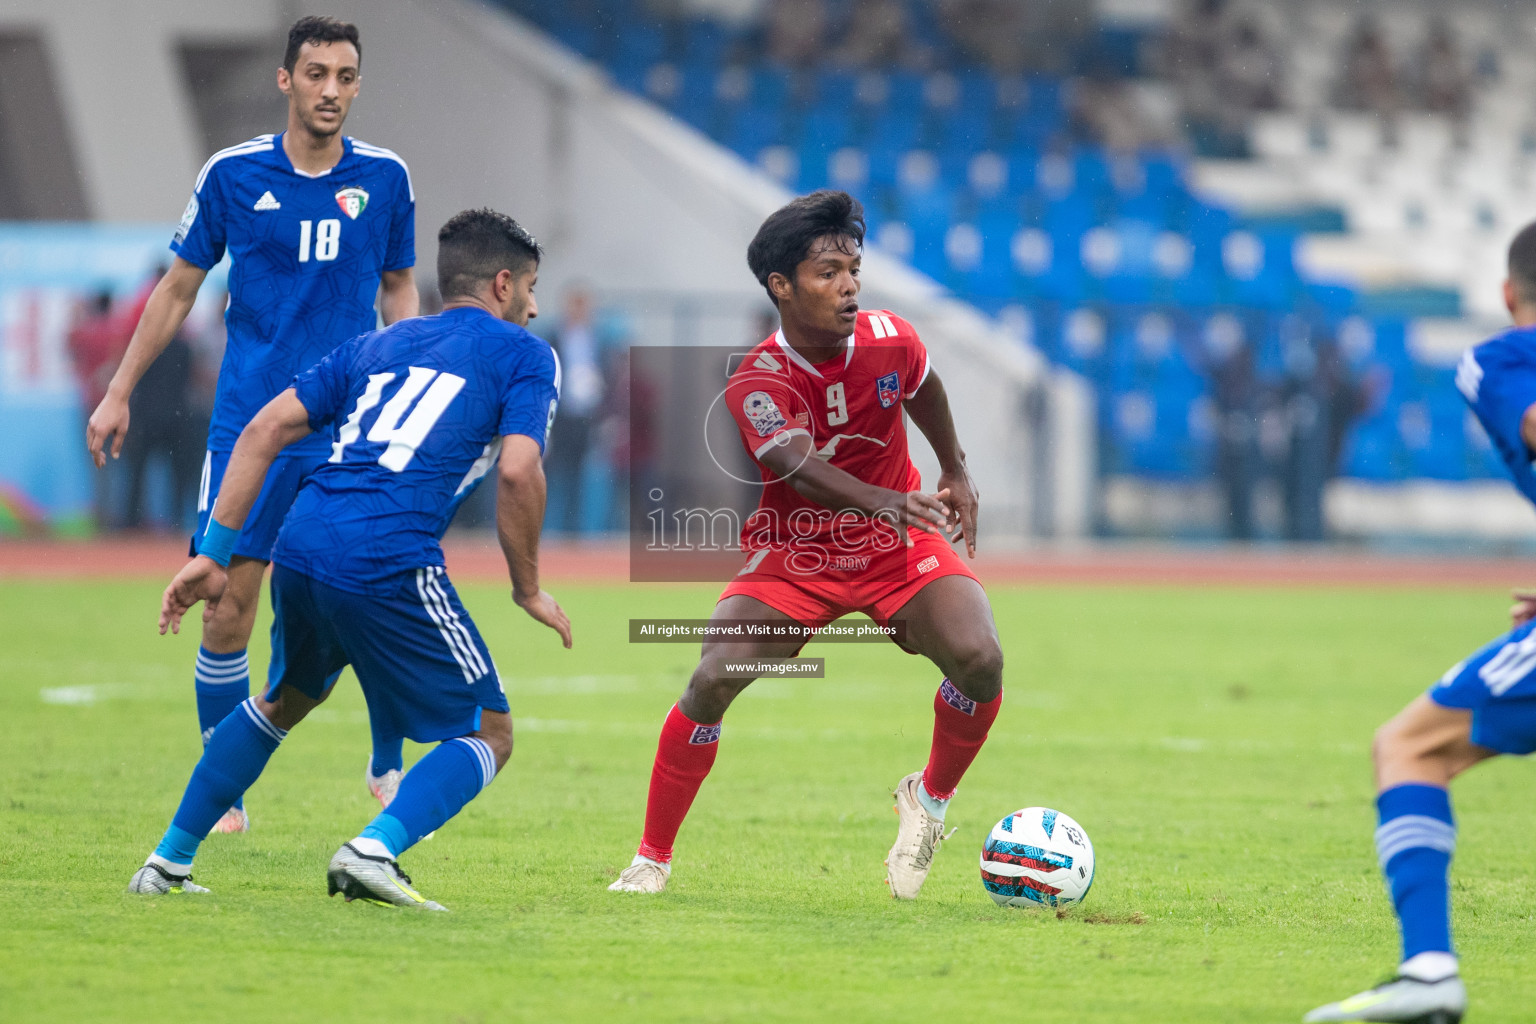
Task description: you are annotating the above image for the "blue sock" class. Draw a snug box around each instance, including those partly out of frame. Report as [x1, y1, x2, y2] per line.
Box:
[357, 737, 494, 857]
[153, 698, 286, 864]
[195, 648, 251, 809]
[1376, 783, 1457, 962]
[368, 729, 404, 778]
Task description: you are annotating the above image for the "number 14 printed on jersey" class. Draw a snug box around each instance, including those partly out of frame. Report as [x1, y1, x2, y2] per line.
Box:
[331, 366, 465, 471]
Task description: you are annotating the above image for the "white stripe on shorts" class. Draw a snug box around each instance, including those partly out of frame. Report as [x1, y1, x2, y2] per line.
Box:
[416, 568, 485, 684]
[425, 567, 488, 678]
[198, 451, 212, 512]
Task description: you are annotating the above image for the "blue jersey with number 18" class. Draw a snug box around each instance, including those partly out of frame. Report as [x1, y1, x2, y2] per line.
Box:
[272, 306, 560, 595]
[171, 132, 416, 456]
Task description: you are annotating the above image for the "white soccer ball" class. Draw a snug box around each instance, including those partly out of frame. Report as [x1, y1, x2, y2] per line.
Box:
[980, 807, 1095, 907]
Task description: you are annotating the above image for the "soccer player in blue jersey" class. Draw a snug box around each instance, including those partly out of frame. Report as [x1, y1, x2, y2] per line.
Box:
[128, 208, 570, 910]
[1304, 223, 1536, 1023]
[86, 17, 420, 831]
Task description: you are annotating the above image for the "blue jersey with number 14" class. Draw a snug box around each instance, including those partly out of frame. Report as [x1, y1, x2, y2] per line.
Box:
[171, 132, 415, 456]
[272, 306, 560, 595]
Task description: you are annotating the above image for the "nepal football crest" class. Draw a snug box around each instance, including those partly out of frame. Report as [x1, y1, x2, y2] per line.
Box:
[334, 186, 370, 220]
[876, 371, 901, 408]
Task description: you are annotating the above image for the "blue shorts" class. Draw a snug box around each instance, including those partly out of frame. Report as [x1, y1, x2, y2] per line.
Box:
[191, 449, 326, 562]
[265, 563, 508, 744]
[1428, 618, 1536, 755]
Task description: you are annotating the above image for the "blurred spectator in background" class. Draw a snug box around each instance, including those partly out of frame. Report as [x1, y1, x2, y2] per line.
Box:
[1277, 327, 1371, 541]
[935, 0, 1085, 75]
[766, 0, 827, 67]
[1218, 15, 1283, 113]
[595, 332, 641, 533]
[833, 0, 925, 70]
[1068, 76, 1149, 151]
[67, 289, 128, 531]
[546, 285, 609, 534]
[1336, 17, 1399, 119]
[1159, 0, 1281, 156]
[618, 342, 660, 539]
[1414, 18, 1470, 121]
[119, 267, 201, 532]
[1203, 317, 1260, 541]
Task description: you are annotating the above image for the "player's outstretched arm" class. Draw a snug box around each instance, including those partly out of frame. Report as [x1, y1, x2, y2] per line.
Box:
[378, 267, 419, 325]
[757, 433, 951, 546]
[903, 370, 979, 557]
[496, 434, 572, 648]
[87, 257, 208, 467]
[158, 390, 313, 636]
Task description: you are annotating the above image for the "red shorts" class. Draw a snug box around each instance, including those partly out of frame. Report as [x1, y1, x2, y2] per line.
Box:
[718, 530, 980, 634]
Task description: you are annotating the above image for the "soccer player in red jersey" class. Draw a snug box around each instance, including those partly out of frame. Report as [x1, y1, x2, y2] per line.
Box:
[610, 190, 1003, 897]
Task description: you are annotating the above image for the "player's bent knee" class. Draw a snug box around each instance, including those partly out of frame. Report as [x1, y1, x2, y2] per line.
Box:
[1371, 720, 1403, 766]
[475, 710, 513, 771]
[949, 638, 1004, 701]
[256, 686, 320, 731]
[682, 663, 750, 721]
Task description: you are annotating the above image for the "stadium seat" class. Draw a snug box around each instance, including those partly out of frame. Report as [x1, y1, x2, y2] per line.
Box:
[511, 0, 1523, 495]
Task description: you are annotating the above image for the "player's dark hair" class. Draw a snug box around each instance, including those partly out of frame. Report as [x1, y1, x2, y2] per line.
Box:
[746, 190, 866, 306]
[437, 208, 543, 300]
[1509, 221, 1536, 303]
[283, 16, 361, 72]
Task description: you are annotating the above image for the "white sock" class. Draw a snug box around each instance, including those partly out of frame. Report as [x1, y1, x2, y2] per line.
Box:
[630, 853, 670, 874]
[349, 836, 393, 861]
[1399, 951, 1459, 982]
[147, 852, 192, 875]
[916, 779, 950, 821]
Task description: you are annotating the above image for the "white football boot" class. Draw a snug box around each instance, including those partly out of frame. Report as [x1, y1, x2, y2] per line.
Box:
[608, 855, 671, 893]
[884, 771, 953, 899]
[366, 763, 403, 808]
[211, 807, 249, 834]
[326, 842, 447, 911]
[128, 857, 210, 895]
[367, 762, 432, 839]
[1304, 975, 1466, 1023]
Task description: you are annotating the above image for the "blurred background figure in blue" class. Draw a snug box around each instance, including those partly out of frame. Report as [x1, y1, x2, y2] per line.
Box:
[546, 285, 610, 535]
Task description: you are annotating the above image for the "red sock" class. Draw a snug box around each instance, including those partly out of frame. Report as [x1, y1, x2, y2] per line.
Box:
[637, 704, 721, 863]
[921, 679, 1002, 800]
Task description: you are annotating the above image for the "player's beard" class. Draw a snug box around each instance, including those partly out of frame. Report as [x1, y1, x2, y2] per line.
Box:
[296, 104, 345, 142]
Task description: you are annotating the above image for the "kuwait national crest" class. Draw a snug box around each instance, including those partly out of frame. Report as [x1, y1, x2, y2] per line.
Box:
[876, 371, 901, 408]
[334, 186, 369, 220]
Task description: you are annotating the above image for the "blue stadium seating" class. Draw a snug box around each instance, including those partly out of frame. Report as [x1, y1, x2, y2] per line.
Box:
[498, 0, 1506, 491]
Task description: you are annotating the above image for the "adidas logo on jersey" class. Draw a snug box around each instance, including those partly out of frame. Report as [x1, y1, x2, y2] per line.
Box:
[253, 191, 281, 211]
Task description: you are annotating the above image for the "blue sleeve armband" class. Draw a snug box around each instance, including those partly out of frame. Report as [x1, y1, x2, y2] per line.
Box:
[198, 519, 239, 567]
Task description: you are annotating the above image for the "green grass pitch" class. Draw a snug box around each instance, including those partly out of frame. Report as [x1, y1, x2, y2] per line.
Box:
[2, 576, 1533, 1022]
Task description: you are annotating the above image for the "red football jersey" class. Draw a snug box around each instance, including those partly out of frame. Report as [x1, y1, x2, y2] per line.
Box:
[725, 309, 930, 557]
